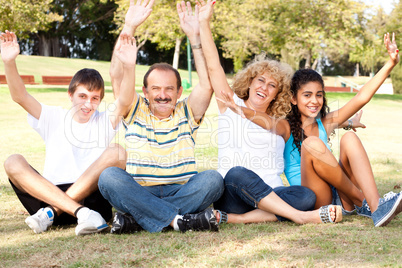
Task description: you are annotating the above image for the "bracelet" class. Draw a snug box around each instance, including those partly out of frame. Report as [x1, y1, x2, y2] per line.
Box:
[250, 110, 257, 121]
[343, 119, 353, 130]
[191, 44, 202, 49]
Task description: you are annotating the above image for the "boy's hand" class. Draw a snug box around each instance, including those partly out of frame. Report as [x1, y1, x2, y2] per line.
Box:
[177, 1, 200, 38]
[115, 33, 137, 67]
[125, 0, 154, 31]
[384, 32, 399, 65]
[0, 31, 20, 63]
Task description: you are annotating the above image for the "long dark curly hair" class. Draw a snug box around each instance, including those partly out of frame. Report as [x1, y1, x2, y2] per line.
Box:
[286, 69, 330, 154]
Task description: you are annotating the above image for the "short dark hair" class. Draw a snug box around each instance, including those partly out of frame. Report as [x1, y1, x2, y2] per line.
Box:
[143, 63, 181, 90]
[68, 68, 105, 100]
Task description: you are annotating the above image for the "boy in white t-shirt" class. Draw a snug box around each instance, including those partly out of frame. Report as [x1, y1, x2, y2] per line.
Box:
[1, 30, 138, 235]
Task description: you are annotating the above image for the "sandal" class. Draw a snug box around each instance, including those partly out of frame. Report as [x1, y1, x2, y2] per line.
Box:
[319, 205, 342, 223]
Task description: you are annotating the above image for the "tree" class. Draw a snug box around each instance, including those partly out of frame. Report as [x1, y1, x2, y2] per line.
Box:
[0, 0, 62, 38]
[29, 0, 118, 60]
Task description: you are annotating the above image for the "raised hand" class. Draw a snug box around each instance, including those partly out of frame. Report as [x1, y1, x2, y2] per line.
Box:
[384, 32, 399, 65]
[177, 1, 200, 38]
[114, 33, 137, 66]
[196, 0, 216, 23]
[216, 90, 245, 118]
[125, 0, 155, 30]
[0, 31, 20, 63]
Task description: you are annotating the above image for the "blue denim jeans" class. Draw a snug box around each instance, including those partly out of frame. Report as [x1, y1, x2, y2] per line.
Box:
[98, 167, 224, 233]
[214, 166, 316, 221]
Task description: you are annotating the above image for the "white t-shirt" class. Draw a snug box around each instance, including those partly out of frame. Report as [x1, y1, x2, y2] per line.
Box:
[218, 95, 285, 188]
[28, 104, 119, 185]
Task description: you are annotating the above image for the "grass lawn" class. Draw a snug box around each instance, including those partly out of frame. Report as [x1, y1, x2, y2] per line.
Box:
[0, 56, 401, 267]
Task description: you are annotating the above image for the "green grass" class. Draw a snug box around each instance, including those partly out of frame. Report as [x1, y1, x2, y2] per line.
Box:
[0, 56, 402, 267]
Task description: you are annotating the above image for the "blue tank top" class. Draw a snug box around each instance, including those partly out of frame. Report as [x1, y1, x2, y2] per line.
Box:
[284, 118, 330, 185]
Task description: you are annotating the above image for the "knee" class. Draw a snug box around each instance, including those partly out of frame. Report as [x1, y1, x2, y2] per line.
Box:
[224, 166, 253, 184]
[4, 154, 27, 176]
[203, 170, 224, 192]
[99, 167, 122, 189]
[101, 144, 127, 169]
[302, 136, 327, 154]
[340, 131, 360, 147]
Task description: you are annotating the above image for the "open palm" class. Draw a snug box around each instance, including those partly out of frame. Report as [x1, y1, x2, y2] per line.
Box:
[384, 32, 400, 64]
[0, 31, 20, 63]
[115, 33, 137, 66]
[125, 0, 154, 29]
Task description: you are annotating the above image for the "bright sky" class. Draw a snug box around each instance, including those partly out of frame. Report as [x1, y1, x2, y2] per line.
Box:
[364, 0, 399, 14]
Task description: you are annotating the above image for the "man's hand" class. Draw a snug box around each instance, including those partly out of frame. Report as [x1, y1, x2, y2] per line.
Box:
[124, 0, 155, 32]
[177, 1, 200, 39]
[0, 31, 20, 63]
[114, 33, 138, 67]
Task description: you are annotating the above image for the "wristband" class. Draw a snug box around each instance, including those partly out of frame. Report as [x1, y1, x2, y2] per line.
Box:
[191, 44, 202, 49]
[343, 119, 353, 130]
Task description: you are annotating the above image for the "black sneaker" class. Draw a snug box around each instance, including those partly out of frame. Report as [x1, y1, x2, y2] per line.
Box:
[177, 207, 219, 232]
[110, 212, 143, 234]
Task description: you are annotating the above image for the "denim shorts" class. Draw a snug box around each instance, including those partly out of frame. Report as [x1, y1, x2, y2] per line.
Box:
[330, 185, 355, 216]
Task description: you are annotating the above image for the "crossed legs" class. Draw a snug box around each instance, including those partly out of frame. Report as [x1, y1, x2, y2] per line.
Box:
[4, 143, 126, 218]
[300, 133, 380, 211]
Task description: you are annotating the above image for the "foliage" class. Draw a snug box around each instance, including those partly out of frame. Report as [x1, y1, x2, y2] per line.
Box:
[391, 62, 402, 94]
[0, 0, 62, 38]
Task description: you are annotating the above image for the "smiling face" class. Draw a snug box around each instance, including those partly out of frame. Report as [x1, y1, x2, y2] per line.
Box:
[142, 69, 183, 120]
[69, 85, 101, 123]
[245, 71, 279, 112]
[291, 81, 324, 121]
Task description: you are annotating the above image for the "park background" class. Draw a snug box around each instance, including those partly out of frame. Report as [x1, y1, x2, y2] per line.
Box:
[1, 0, 402, 267]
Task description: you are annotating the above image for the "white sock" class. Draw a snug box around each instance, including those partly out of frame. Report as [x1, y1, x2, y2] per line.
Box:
[76, 207, 90, 220]
[173, 215, 183, 231]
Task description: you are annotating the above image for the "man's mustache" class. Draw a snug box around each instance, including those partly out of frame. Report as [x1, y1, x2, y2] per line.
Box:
[154, 98, 172, 102]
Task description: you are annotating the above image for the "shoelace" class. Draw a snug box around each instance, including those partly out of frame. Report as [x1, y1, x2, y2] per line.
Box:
[363, 203, 371, 211]
[383, 191, 397, 201]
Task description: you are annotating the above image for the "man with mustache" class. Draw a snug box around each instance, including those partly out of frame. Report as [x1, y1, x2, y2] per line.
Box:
[98, 0, 223, 233]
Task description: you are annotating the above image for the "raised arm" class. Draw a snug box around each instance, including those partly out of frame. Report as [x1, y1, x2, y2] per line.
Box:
[109, 33, 138, 129]
[0, 31, 41, 119]
[177, 1, 213, 122]
[324, 32, 399, 133]
[110, 0, 154, 99]
[198, 0, 233, 114]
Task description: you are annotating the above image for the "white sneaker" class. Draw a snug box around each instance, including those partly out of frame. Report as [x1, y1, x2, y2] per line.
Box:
[25, 207, 54, 234]
[75, 207, 108, 236]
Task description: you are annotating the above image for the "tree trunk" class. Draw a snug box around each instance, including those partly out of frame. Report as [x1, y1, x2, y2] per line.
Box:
[172, 37, 183, 70]
[304, 52, 311, 69]
[311, 58, 318, 70]
[38, 34, 51, 57]
[355, 63, 360, 77]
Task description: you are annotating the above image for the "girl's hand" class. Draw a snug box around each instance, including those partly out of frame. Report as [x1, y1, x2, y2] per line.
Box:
[0, 31, 20, 63]
[115, 33, 137, 66]
[196, 0, 215, 23]
[350, 110, 366, 132]
[384, 32, 399, 65]
[216, 91, 245, 118]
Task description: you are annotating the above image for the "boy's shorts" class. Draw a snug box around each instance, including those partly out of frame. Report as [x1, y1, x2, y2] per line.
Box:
[9, 179, 112, 226]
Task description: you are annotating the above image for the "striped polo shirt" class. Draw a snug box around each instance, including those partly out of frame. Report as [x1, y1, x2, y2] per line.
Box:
[123, 96, 201, 186]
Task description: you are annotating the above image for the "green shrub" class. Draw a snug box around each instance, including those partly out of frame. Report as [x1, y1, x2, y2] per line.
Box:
[391, 62, 402, 94]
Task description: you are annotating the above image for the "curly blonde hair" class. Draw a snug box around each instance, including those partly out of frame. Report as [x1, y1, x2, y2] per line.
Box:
[232, 55, 293, 117]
